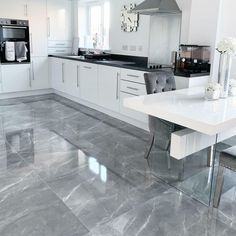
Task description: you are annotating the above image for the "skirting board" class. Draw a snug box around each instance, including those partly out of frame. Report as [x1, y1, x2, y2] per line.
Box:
[171, 127, 236, 160]
[0, 89, 53, 100]
[53, 89, 149, 131]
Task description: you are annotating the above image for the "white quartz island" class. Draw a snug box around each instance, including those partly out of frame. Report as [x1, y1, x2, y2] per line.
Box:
[124, 87, 236, 136]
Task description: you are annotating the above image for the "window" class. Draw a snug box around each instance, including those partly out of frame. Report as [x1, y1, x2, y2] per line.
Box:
[78, 0, 110, 50]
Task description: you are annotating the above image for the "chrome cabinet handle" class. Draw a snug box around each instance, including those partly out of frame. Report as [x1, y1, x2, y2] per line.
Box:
[83, 66, 92, 69]
[47, 17, 50, 37]
[77, 65, 80, 87]
[62, 63, 65, 83]
[127, 74, 140, 78]
[31, 61, 35, 81]
[126, 86, 139, 91]
[55, 50, 66, 52]
[28, 68, 32, 88]
[116, 72, 119, 100]
[56, 43, 66, 46]
[30, 33, 33, 54]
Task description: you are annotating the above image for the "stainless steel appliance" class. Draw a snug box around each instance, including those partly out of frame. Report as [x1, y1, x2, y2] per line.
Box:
[0, 18, 30, 63]
[175, 44, 211, 77]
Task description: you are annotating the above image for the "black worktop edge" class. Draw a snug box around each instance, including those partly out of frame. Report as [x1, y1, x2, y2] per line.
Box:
[48, 55, 170, 73]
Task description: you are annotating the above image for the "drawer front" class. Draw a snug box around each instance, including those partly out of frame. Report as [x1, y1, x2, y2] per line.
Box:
[120, 80, 146, 96]
[121, 68, 146, 84]
[120, 92, 148, 124]
[48, 48, 72, 55]
[48, 40, 72, 48]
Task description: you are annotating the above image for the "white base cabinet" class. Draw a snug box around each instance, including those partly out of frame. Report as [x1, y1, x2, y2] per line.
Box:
[64, 60, 80, 98]
[31, 57, 49, 90]
[1, 64, 31, 93]
[80, 63, 98, 104]
[50, 58, 65, 92]
[98, 65, 120, 113]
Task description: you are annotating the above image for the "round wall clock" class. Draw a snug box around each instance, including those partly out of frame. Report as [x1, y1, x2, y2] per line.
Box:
[121, 3, 139, 32]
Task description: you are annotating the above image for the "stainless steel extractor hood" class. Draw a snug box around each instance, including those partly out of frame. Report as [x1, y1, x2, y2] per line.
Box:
[130, 0, 182, 15]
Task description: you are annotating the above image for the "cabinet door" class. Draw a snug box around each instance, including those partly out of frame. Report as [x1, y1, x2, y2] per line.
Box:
[28, 0, 48, 57]
[50, 58, 65, 92]
[1, 64, 31, 93]
[65, 61, 80, 98]
[120, 92, 148, 124]
[80, 63, 98, 104]
[98, 65, 120, 112]
[0, 0, 28, 19]
[31, 57, 49, 90]
[47, 0, 72, 41]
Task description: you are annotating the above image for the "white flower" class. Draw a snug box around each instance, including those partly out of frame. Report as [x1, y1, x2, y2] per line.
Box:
[217, 37, 236, 55]
[229, 79, 236, 87]
[205, 82, 221, 92]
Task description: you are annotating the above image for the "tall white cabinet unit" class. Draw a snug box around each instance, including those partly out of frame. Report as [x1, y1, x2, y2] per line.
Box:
[0, 0, 50, 94]
[28, 0, 49, 90]
[47, 0, 73, 55]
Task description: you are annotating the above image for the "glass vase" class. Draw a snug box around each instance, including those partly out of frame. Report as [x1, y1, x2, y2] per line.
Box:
[218, 53, 233, 98]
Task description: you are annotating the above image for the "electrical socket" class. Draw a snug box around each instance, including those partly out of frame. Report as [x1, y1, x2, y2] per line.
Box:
[122, 45, 128, 51]
[129, 45, 136, 51]
[138, 45, 143, 52]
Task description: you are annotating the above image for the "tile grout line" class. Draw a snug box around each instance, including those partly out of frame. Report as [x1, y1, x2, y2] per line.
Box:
[4, 138, 91, 235]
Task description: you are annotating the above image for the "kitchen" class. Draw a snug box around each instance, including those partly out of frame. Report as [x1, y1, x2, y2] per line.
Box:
[0, 0, 236, 235]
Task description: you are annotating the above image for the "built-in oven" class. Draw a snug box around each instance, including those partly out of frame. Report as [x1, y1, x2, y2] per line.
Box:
[0, 18, 30, 64]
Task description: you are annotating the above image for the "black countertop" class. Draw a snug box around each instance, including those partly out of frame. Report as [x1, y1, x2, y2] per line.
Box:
[48, 54, 171, 73]
[48, 54, 210, 77]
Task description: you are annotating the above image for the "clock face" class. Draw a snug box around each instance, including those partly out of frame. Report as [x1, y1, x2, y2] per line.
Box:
[121, 4, 139, 32]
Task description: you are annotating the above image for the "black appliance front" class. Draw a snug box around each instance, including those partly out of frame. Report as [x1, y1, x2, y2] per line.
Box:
[0, 18, 30, 64]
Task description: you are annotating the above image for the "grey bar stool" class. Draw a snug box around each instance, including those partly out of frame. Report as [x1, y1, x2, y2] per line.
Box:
[144, 71, 183, 170]
[213, 146, 236, 208]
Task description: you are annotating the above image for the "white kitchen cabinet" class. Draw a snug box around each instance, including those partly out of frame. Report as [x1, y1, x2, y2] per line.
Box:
[47, 0, 73, 41]
[0, 0, 28, 19]
[28, 0, 48, 57]
[119, 69, 148, 124]
[64, 60, 80, 98]
[1, 64, 31, 93]
[120, 92, 148, 124]
[98, 65, 120, 112]
[80, 63, 98, 104]
[31, 57, 49, 90]
[50, 58, 65, 92]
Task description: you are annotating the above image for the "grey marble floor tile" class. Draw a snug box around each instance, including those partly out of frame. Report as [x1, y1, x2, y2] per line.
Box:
[88, 188, 236, 236]
[48, 163, 169, 230]
[0, 168, 88, 236]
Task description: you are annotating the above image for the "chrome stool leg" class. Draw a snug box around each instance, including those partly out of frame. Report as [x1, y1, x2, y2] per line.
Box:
[213, 166, 225, 208]
[207, 145, 214, 167]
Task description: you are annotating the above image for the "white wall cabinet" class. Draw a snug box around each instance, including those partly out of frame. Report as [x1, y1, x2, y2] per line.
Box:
[31, 57, 49, 90]
[28, 0, 48, 57]
[1, 64, 31, 93]
[80, 63, 98, 104]
[98, 65, 120, 113]
[47, 0, 73, 41]
[0, 0, 28, 19]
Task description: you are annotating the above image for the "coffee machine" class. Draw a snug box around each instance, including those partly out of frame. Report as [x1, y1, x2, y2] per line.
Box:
[174, 44, 211, 77]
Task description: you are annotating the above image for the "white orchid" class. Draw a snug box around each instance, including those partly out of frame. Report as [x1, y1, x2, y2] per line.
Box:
[205, 82, 221, 92]
[217, 37, 236, 55]
[229, 79, 236, 87]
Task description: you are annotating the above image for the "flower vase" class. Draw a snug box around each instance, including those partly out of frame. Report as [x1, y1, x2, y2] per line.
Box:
[218, 53, 233, 98]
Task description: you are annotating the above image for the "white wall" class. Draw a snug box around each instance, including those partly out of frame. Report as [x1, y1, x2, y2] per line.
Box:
[218, 0, 236, 78]
[109, 0, 150, 57]
[109, 0, 192, 57]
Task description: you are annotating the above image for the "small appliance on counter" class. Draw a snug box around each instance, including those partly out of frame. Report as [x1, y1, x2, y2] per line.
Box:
[0, 18, 30, 64]
[174, 44, 211, 77]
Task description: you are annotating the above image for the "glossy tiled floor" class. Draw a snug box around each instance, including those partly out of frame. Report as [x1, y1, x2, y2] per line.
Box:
[0, 94, 236, 236]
